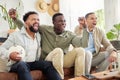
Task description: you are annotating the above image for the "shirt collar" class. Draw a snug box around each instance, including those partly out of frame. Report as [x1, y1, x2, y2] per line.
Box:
[86, 26, 95, 33]
[20, 26, 37, 39]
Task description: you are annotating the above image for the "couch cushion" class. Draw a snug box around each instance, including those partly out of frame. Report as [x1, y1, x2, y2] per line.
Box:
[0, 70, 42, 80]
[0, 72, 17, 80]
[0, 68, 74, 80]
[64, 67, 74, 76]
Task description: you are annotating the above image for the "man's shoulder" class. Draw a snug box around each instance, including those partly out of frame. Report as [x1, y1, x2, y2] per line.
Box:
[9, 30, 23, 37]
[64, 30, 76, 36]
[94, 27, 105, 33]
[95, 27, 103, 30]
[40, 25, 53, 28]
[39, 25, 53, 31]
[65, 30, 73, 33]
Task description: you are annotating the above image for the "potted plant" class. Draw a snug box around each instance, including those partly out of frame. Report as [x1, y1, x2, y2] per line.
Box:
[106, 23, 120, 50]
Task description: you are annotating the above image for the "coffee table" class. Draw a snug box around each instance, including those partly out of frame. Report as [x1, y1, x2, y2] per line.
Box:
[68, 76, 87, 80]
[69, 70, 120, 80]
[92, 70, 120, 79]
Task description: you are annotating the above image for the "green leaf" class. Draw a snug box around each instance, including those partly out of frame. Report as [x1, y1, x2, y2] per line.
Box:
[106, 31, 117, 40]
[114, 23, 120, 30]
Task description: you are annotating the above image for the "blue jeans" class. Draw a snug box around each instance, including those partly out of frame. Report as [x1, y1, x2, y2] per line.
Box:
[9, 61, 61, 80]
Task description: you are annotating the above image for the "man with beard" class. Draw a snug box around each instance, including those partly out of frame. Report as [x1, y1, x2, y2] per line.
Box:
[0, 11, 61, 80]
[74, 12, 117, 72]
[8, 10, 92, 79]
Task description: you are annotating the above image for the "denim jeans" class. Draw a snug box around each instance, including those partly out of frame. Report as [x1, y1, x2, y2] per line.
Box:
[9, 61, 61, 80]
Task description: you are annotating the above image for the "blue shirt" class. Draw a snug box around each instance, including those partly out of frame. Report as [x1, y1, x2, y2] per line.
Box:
[85, 32, 95, 53]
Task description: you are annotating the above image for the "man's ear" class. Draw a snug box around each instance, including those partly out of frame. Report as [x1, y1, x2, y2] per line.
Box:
[52, 21, 55, 25]
[24, 21, 28, 25]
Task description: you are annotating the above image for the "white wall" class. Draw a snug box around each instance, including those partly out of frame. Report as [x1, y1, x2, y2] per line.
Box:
[0, 17, 9, 37]
[21, 0, 53, 25]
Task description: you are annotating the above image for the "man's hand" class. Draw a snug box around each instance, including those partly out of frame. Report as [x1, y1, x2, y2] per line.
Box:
[78, 17, 86, 28]
[108, 51, 117, 62]
[79, 17, 85, 24]
[9, 52, 21, 61]
[8, 8, 17, 20]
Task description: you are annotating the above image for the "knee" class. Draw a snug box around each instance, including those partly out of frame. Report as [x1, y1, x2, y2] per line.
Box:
[54, 48, 63, 52]
[74, 47, 85, 56]
[85, 51, 93, 59]
[16, 61, 29, 72]
[16, 61, 26, 66]
[44, 61, 54, 69]
[54, 48, 64, 55]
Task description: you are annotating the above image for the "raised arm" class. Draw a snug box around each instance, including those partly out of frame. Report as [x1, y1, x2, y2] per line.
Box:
[8, 8, 24, 29]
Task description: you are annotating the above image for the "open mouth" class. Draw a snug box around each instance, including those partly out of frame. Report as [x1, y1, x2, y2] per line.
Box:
[33, 23, 39, 30]
[93, 23, 96, 26]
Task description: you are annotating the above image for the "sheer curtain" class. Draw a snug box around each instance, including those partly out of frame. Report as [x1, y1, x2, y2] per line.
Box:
[59, 0, 104, 32]
[104, 0, 120, 32]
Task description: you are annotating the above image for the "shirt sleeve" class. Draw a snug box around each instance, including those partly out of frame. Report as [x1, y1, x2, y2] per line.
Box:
[13, 19, 24, 29]
[0, 33, 16, 59]
[72, 36, 82, 47]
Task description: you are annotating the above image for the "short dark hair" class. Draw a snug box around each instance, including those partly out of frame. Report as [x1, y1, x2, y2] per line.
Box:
[52, 13, 63, 21]
[85, 12, 95, 19]
[23, 11, 38, 22]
